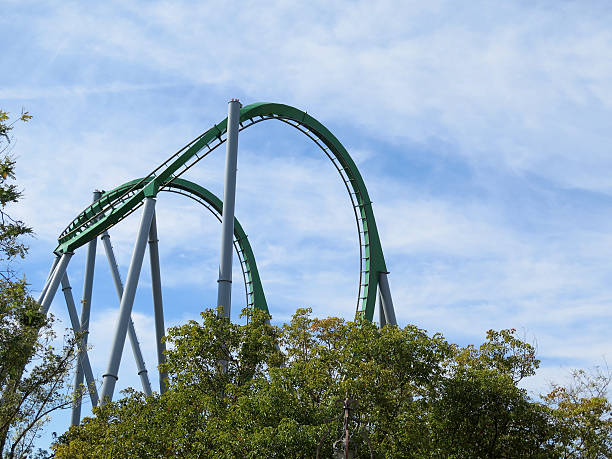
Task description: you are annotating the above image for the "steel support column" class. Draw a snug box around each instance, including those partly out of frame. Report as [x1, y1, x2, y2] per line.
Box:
[127, 320, 153, 395]
[100, 230, 152, 396]
[217, 99, 241, 318]
[39, 252, 73, 315]
[38, 255, 60, 304]
[100, 197, 156, 403]
[71, 191, 100, 424]
[148, 213, 167, 393]
[378, 291, 387, 327]
[378, 272, 397, 326]
[61, 275, 99, 424]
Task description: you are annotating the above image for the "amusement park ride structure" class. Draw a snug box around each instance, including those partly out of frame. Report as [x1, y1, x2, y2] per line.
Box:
[36, 101, 397, 426]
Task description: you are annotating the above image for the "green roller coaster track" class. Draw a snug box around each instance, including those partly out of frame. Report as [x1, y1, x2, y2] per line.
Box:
[102, 177, 268, 314]
[55, 103, 387, 321]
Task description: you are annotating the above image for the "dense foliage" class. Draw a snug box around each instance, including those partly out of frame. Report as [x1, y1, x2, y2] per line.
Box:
[0, 110, 78, 458]
[55, 308, 611, 458]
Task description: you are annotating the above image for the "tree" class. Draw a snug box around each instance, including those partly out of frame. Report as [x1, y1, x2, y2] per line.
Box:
[53, 307, 612, 458]
[544, 367, 612, 457]
[0, 109, 32, 266]
[0, 110, 79, 458]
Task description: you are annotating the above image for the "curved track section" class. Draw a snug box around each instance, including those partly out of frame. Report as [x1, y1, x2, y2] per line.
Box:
[56, 103, 387, 321]
[101, 177, 268, 314]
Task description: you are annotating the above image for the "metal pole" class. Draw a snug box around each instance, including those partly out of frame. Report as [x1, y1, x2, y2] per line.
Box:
[378, 290, 387, 327]
[378, 272, 397, 326]
[100, 232, 123, 299]
[61, 275, 99, 423]
[39, 252, 73, 315]
[217, 99, 241, 318]
[128, 319, 152, 395]
[148, 213, 168, 393]
[100, 231, 152, 396]
[71, 190, 101, 424]
[100, 197, 156, 403]
[38, 255, 60, 304]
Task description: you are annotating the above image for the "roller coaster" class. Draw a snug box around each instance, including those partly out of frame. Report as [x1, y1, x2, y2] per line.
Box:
[36, 101, 397, 426]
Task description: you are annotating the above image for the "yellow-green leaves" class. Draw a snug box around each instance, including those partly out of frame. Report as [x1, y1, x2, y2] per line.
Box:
[54, 309, 612, 458]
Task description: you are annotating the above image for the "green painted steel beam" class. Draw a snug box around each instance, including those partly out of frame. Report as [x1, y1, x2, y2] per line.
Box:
[95, 177, 268, 314]
[55, 103, 387, 321]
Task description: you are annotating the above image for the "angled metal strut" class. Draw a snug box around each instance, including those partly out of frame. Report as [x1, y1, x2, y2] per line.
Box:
[100, 197, 156, 403]
[100, 231, 153, 396]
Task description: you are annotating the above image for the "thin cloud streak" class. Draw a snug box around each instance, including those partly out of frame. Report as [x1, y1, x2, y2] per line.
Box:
[0, 83, 179, 100]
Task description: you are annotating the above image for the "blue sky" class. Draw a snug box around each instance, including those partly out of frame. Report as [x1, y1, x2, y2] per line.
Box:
[2, 0, 612, 448]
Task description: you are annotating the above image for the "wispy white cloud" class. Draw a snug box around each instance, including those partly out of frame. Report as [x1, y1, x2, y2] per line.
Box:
[11, 0, 610, 193]
[0, 83, 178, 100]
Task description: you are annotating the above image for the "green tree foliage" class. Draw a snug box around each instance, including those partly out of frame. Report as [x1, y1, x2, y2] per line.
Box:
[0, 110, 79, 458]
[0, 110, 33, 267]
[54, 308, 611, 458]
[544, 368, 612, 457]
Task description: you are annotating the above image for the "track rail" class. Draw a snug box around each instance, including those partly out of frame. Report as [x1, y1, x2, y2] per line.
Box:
[98, 178, 268, 314]
[55, 103, 387, 321]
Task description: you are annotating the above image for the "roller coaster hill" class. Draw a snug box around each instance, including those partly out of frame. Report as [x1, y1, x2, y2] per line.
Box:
[36, 101, 398, 426]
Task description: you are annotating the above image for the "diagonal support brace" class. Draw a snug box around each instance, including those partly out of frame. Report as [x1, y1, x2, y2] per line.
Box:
[38, 255, 60, 304]
[61, 274, 99, 417]
[100, 231, 153, 396]
[39, 252, 73, 314]
[100, 197, 156, 403]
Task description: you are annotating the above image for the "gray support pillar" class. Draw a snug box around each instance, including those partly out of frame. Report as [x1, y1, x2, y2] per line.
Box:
[378, 290, 387, 327]
[100, 197, 156, 403]
[100, 232, 125, 302]
[39, 252, 73, 315]
[38, 255, 60, 304]
[378, 272, 397, 326]
[148, 213, 168, 393]
[100, 231, 152, 396]
[216, 99, 241, 318]
[72, 191, 101, 424]
[61, 275, 99, 424]
[127, 319, 152, 395]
